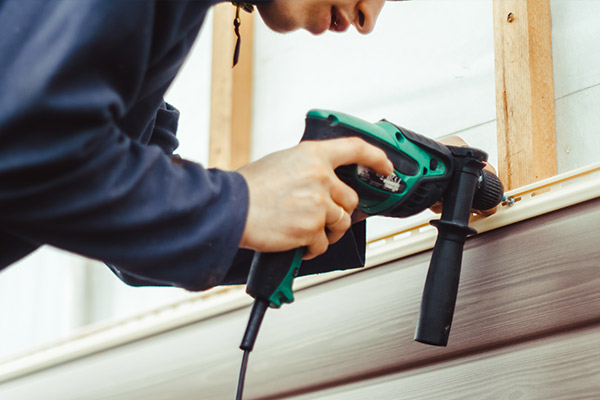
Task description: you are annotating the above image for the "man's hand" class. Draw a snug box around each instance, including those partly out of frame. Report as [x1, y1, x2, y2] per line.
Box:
[237, 138, 393, 260]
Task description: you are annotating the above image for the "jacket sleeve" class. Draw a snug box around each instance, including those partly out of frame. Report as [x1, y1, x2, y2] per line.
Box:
[106, 101, 367, 288]
[148, 102, 182, 156]
[0, 1, 246, 291]
[0, 230, 41, 269]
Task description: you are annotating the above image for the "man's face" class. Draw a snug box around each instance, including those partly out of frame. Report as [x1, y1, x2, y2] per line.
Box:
[256, 0, 386, 35]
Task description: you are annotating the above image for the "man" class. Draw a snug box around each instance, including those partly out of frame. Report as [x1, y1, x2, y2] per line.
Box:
[0, 0, 490, 292]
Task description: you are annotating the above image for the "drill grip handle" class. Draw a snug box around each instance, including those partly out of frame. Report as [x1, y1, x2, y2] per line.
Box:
[415, 148, 485, 347]
[415, 220, 475, 346]
[246, 248, 304, 308]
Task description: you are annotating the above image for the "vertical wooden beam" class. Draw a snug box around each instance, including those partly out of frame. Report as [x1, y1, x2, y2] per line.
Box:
[209, 4, 254, 170]
[493, 0, 557, 190]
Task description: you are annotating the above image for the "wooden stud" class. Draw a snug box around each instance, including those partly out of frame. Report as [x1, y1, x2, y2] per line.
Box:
[493, 0, 557, 190]
[209, 4, 254, 170]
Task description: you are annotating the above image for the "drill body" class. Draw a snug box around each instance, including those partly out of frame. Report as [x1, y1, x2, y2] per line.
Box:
[243, 109, 503, 351]
[301, 109, 501, 218]
[237, 109, 504, 399]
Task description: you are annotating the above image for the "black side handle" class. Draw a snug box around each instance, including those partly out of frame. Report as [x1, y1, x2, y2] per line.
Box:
[414, 147, 487, 346]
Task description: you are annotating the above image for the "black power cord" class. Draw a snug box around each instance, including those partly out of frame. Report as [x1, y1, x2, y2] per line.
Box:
[235, 299, 269, 400]
[235, 350, 250, 400]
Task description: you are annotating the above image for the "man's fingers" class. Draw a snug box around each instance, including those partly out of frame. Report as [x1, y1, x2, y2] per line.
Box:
[325, 211, 351, 245]
[321, 138, 393, 177]
[437, 135, 468, 147]
[329, 175, 359, 214]
[238, 138, 395, 256]
[303, 230, 330, 260]
[475, 206, 497, 217]
[429, 201, 443, 214]
[325, 202, 346, 226]
[299, 202, 350, 260]
[483, 161, 497, 176]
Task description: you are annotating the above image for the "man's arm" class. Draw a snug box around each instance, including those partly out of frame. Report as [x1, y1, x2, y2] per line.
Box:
[0, 1, 392, 292]
[0, 1, 248, 291]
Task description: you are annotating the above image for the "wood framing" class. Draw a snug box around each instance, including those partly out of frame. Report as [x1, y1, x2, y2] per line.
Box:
[208, 4, 254, 170]
[493, 0, 557, 190]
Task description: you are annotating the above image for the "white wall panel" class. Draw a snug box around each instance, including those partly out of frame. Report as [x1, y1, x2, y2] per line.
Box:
[0, 248, 88, 361]
[550, 0, 600, 99]
[252, 0, 497, 240]
[164, 9, 213, 165]
[251, 0, 497, 161]
[555, 84, 600, 172]
[551, 0, 600, 173]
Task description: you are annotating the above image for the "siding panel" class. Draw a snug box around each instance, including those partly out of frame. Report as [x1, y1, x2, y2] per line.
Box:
[0, 198, 598, 399]
[290, 324, 600, 400]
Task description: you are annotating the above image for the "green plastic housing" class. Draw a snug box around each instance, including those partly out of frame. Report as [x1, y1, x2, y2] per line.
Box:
[305, 110, 452, 217]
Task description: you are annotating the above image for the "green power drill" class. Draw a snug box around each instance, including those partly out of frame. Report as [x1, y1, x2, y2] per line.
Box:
[235, 110, 503, 399]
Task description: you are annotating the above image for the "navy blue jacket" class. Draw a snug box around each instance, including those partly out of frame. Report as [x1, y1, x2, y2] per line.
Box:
[0, 0, 365, 291]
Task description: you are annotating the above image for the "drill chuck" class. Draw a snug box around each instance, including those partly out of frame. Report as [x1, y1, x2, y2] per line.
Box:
[472, 169, 504, 211]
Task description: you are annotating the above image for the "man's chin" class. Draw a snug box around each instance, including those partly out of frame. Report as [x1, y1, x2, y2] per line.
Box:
[256, 5, 299, 34]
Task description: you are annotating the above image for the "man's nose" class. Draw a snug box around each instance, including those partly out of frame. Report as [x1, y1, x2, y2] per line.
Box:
[353, 0, 385, 34]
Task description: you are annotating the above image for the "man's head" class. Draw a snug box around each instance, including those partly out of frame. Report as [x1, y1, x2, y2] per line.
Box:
[254, 0, 386, 35]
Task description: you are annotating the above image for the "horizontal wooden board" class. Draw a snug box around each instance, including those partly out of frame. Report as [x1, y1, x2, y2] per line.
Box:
[0, 198, 598, 399]
[289, 323, 600, 400]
